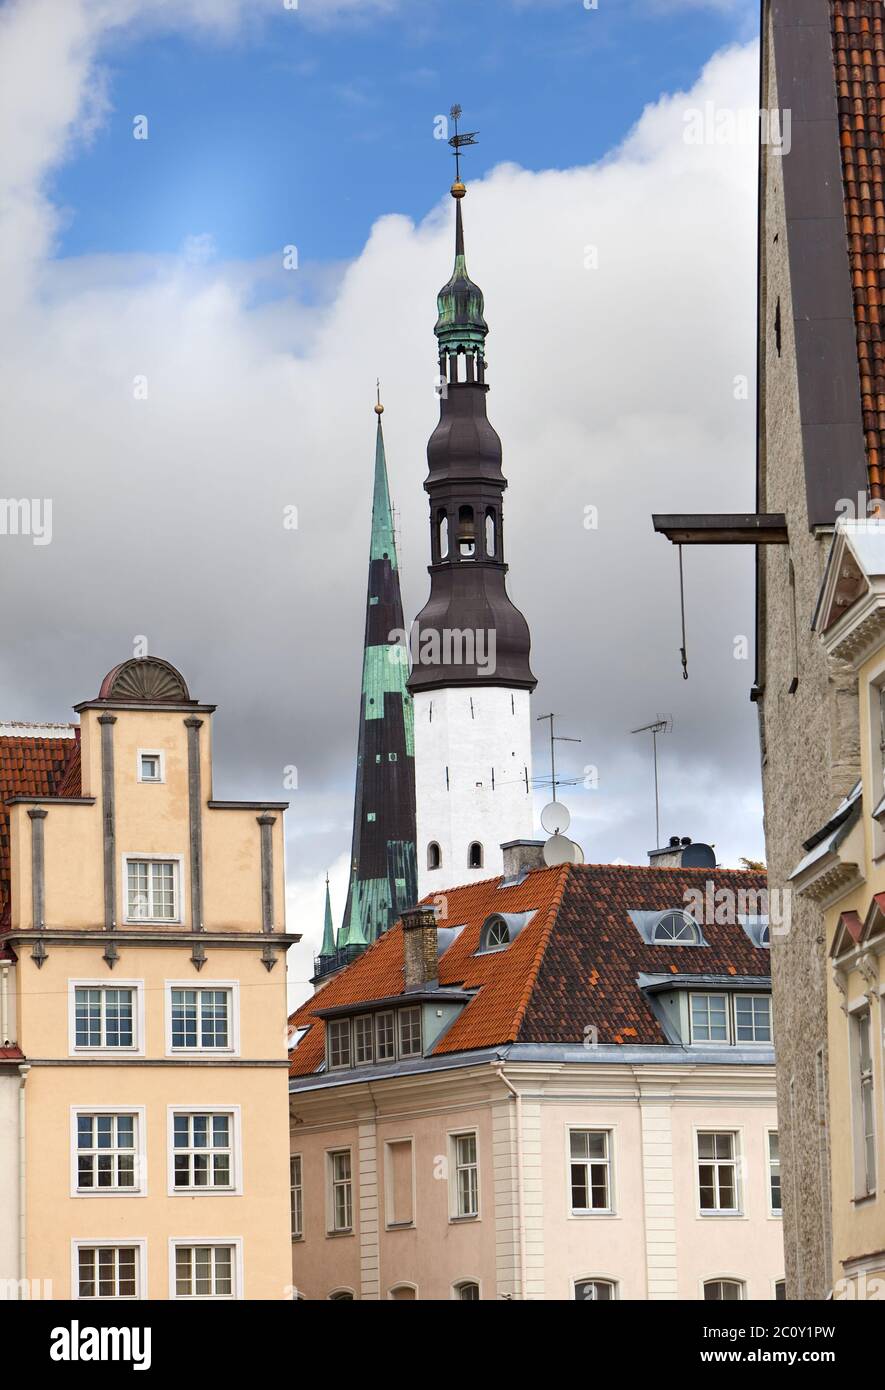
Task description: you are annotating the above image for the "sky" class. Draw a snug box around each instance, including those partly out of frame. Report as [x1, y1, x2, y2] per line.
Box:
[0, 0, 764, 1006]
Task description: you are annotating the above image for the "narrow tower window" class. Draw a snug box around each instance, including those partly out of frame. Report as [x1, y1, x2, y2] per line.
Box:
[437, 511, 449, 560]
[427, 842, 442, 871]
[457, 506, 476, 559]
[485, 508, 496, 558]
[468, 842, 484, 869]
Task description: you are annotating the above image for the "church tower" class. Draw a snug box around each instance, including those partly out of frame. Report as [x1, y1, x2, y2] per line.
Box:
[338, 397, 418, 949]
[409, 144, 536, 896]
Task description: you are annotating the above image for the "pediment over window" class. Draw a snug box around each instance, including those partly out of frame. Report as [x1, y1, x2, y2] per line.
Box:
[814, 520, 885, 664]
[98, 657, 192, 704]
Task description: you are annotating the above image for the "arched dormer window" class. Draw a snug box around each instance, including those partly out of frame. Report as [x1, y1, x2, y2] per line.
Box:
[480, 916, 510, 951]
[427, 842, 442, 871]
[468, 841, 483, 869]
[652, 910, 700, 944]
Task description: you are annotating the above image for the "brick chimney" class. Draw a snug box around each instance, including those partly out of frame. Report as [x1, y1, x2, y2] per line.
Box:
[501, 840, 545, 880]
[401, 905, 439, 992]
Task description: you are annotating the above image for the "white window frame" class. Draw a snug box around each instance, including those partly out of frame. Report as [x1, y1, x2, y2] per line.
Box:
[767, 1129, 782, 1217]
[573, 1277, 618, 1301]
[164, 980, 239, 1057]
[398, 1005, 422, 1058]
[383, 1137, 416, 1230]
[733, 993, 773, 1044]
[72, 1238, 147, 1301]
[136, 748, 165, 784]
[689, 992, 730, 1044]
[168, 1237, 243, 1300]
[327, 1017, 352, 1070]
[167, 1105, 242, 1196]
[123, 853, 183, 925]
[68, 979, 145, 1058]
[290, 1153, 303, 1241]
[448, 1129, 480, 1221]
[452, 1279, 482, 1300]
[353, 1013, 374, 1066]
[70, 1105, 147, 1198]
[567, 1126, 615, 1216]
[375, 1010, 396, 1061]
[326, 1147, 354, 1235]
[702, 1277, 745, 1301]
[849, 1002, 877, 1199]
[695, 1128, 743, 1216]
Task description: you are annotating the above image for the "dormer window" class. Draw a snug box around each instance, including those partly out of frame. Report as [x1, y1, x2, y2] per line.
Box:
[652, 910, 700, 944]
[480, 917, 510, 951]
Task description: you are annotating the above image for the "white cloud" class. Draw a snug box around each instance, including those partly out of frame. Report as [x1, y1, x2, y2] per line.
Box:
[0, 3, 763, 1005]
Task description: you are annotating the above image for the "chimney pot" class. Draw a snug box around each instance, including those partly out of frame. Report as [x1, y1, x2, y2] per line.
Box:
[500, 840, 545, 880]
[401, 904, 439, 992]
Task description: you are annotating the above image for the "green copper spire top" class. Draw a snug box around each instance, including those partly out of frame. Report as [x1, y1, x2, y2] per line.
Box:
[338, 867, 368, 949]
[434, 190, 489, 358]
[318, 874, 336, 958]
[370, 391, 398, 568]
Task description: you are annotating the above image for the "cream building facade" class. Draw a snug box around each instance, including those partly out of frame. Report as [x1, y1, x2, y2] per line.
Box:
[290, 848, 784, 1300]
[0, 657, 297, 1300]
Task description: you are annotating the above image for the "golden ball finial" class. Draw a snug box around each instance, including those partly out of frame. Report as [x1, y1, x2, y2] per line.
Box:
[374, 401, 384, 415]
[374, 379, 384, 414]
[451, 180, 466, 199]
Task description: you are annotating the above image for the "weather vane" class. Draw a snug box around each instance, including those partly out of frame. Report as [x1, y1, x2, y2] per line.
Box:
[448, 103, 479, 183]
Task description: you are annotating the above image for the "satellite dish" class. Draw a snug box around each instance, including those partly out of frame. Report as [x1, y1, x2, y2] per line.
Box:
[543, 833, 574, 866]
[570, 840, 584, 864]
[541, 801, 571, 835]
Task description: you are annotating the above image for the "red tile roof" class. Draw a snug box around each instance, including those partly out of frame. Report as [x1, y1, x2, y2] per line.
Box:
[0, 731, 81, 924]
[289, 862, 769, 1077]
[832, 0, 885, 495]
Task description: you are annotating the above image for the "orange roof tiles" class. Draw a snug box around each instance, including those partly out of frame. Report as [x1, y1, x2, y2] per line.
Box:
[289, 862, 770, 1078]
[0, 732, 81, 924]
[832, 1, 885, 494]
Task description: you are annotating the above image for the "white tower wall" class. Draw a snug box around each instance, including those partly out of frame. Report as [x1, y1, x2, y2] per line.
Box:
[413, 685, 534, 898]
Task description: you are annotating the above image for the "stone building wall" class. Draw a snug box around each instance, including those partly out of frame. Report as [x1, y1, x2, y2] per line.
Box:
[757, 17, 860, 1298]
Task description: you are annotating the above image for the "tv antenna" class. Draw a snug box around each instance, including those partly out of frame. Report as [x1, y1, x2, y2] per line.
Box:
[630, 715, 673, 851]
[448, 104, 479, 182]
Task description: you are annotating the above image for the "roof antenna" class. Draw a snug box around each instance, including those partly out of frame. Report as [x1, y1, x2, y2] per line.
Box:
[536, 712, 584, 865]
[630, 716, 673, 850]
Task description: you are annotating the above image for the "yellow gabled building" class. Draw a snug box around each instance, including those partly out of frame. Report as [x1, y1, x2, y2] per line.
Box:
[0, 656, 297, 1300]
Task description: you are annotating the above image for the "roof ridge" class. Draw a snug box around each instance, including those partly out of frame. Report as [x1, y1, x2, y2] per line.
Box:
[508, 862, 572, 1042]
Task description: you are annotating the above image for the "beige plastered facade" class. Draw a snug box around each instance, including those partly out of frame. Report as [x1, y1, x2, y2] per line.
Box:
[2, 691, 296, 1299]
[289, 1059, 783, 1301]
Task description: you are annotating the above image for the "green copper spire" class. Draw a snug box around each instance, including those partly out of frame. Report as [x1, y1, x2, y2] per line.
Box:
[339, 868, 368, 949]
[318, 874, 336, 958]
[434, 192, 489, 359]
[370, 401, 397, 568]
[335, 393, 418, 957]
